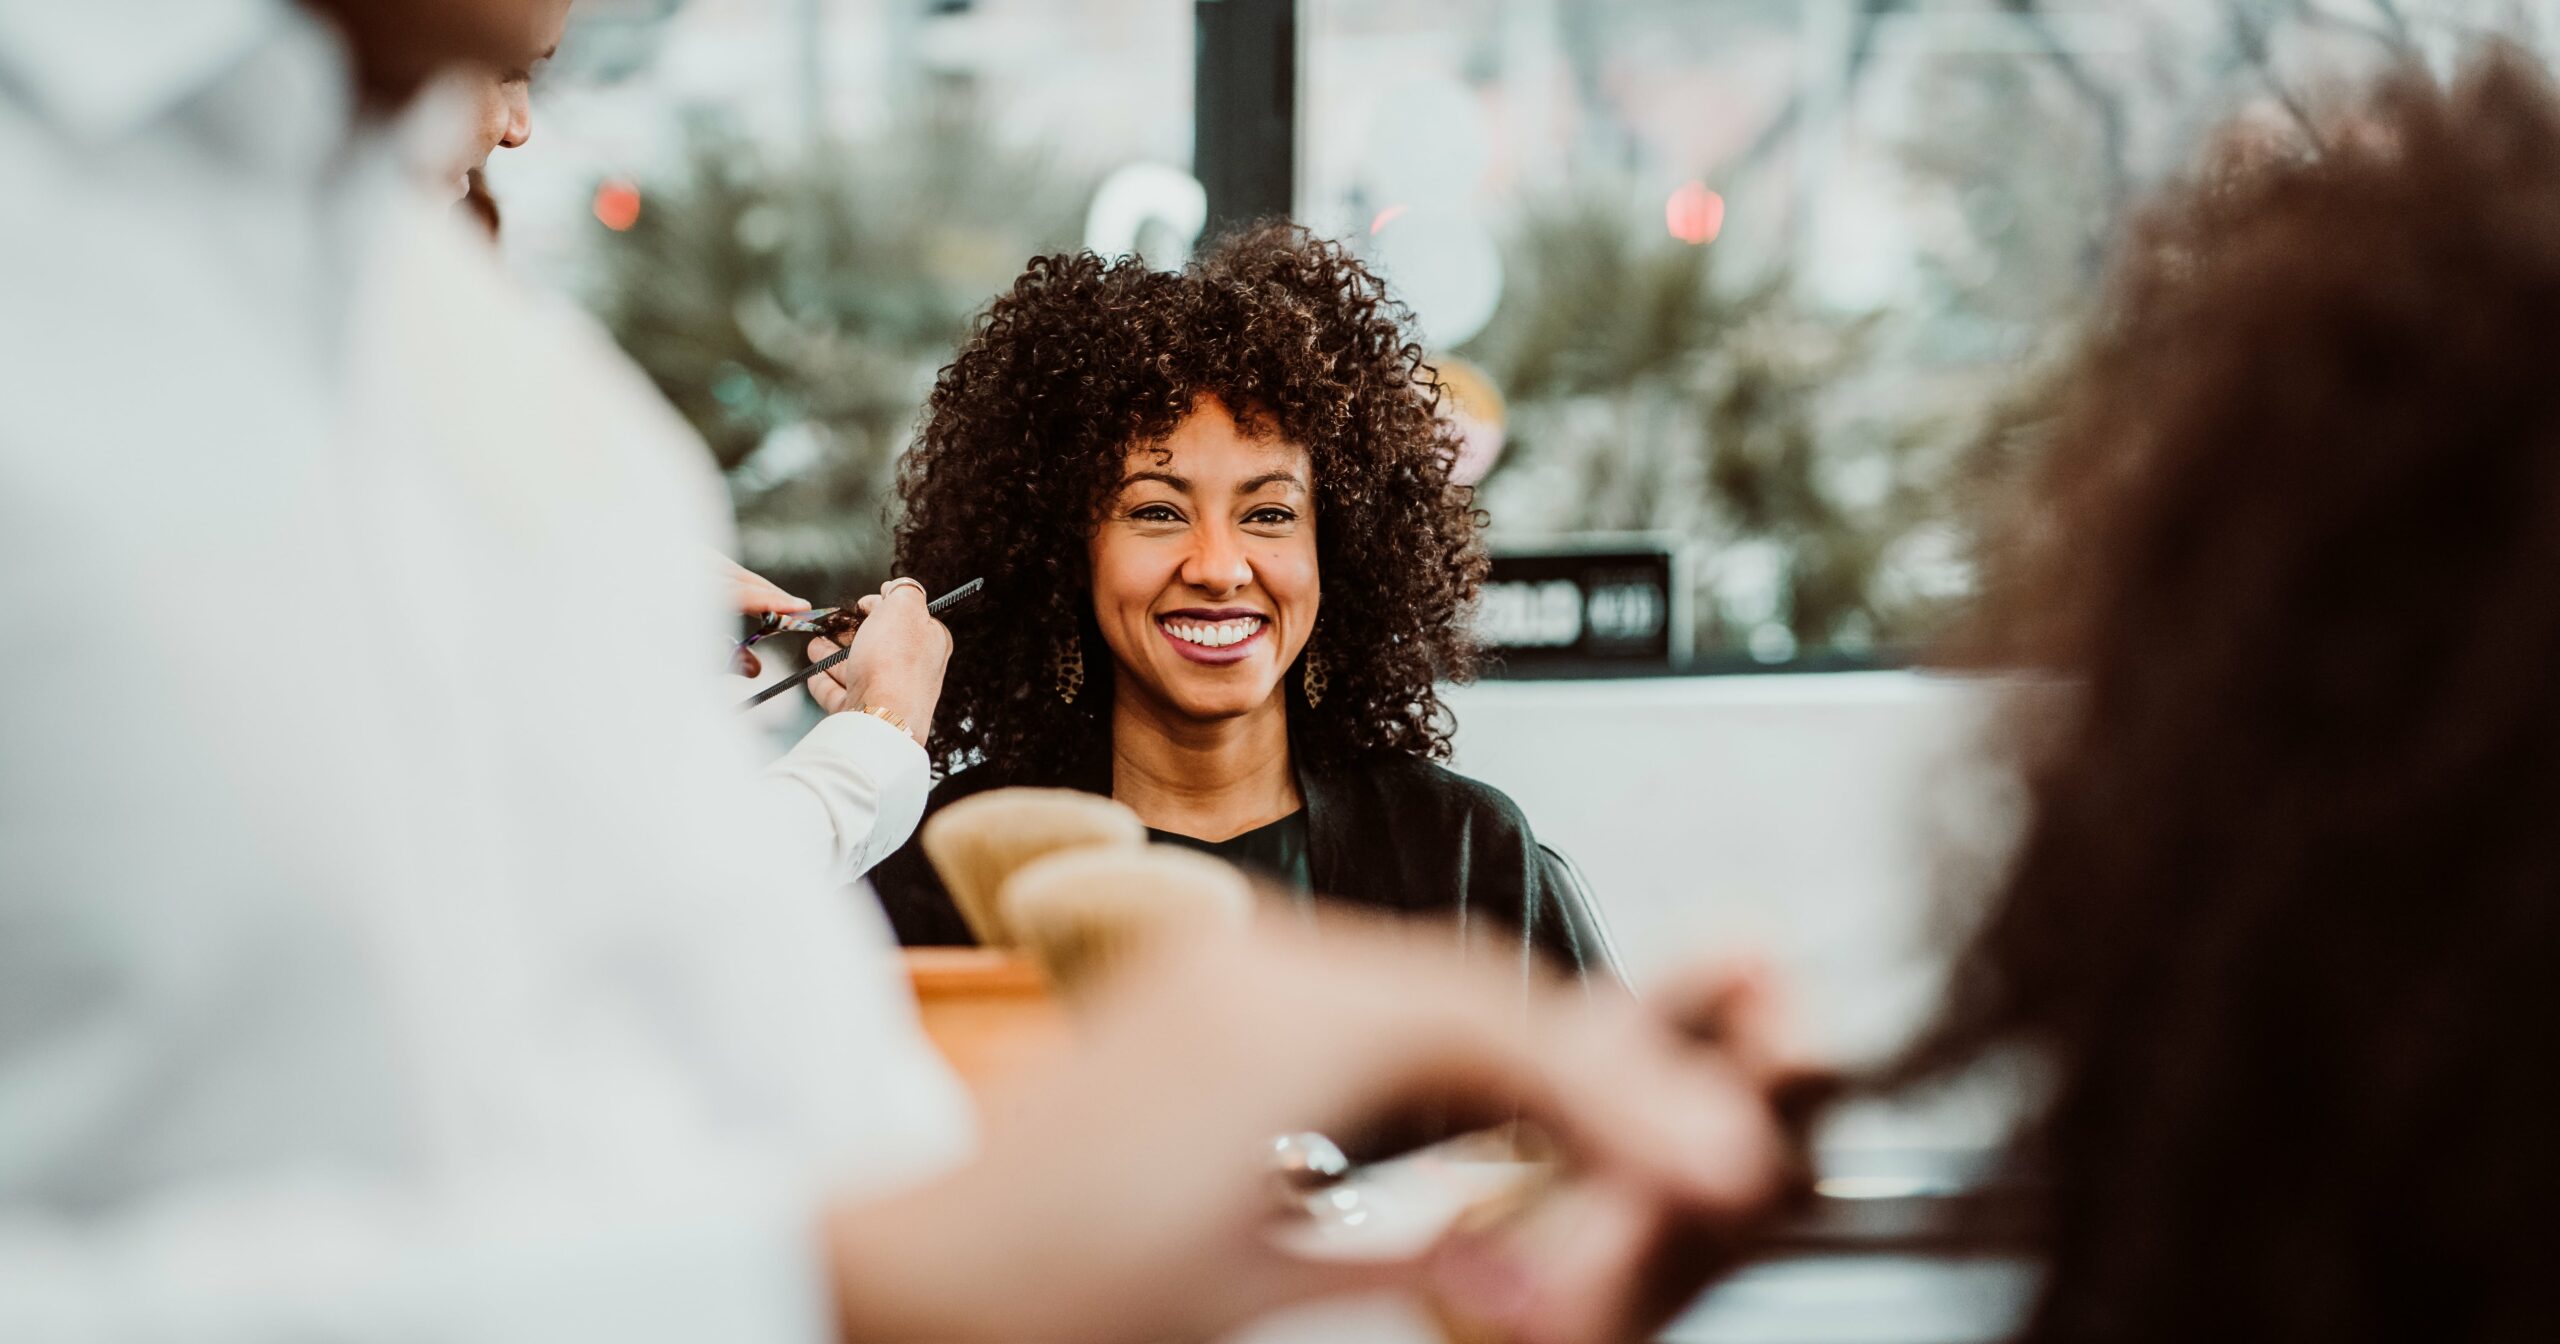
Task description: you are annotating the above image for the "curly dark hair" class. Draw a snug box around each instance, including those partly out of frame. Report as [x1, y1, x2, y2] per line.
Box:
[1894, 50, 2560, 1343]
[887, 224, 1487, 780]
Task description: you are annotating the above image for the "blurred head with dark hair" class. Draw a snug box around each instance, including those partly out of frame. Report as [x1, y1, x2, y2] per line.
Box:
[300, 0, 551, 104]
[1902, 47, 2560, 1342]
[297, 0, 570, 207]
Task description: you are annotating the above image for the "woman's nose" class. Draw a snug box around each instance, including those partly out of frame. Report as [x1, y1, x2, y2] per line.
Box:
[502, 92, 534, 150]
[1181, 525, 1254, 596]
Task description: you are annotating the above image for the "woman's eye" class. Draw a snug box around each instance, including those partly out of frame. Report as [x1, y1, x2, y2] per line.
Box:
[1246, 508, 1297, 526]
[1130, 504, 1183, 523]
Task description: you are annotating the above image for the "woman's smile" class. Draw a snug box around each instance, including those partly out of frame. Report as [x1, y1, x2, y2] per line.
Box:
[1156, 609, 1270, 664]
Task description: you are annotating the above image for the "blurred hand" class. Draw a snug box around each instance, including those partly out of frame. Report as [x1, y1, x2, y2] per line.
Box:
[826, 914, 1806, 1344]
[1426, 960, 1833, 1344]
[720, 555, 810, 616]
[804, 581, 951, 739]
[718, 556, 809, 678]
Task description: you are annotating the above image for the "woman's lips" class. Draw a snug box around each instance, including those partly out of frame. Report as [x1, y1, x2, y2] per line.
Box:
[1157, 614, 1268, 666]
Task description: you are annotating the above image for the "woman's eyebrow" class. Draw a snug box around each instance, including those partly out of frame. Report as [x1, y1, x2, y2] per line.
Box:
[1121, 469, 1189, 491]
[1239, 471, 1307, 494]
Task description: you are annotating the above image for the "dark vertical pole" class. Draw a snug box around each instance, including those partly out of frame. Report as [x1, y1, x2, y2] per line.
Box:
[1195, 0, 1298, 238]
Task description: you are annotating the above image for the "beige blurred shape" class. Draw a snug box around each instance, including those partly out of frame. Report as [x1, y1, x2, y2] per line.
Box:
[1001, 844, 1255, 995]
[919, 788, 1148, 947]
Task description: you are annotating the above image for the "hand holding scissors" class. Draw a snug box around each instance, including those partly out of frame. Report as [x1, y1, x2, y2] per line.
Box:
[738, 578, 984, 725]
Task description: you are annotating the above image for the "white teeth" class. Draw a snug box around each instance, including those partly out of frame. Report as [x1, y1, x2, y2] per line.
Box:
[1161, 617, 1265, 649]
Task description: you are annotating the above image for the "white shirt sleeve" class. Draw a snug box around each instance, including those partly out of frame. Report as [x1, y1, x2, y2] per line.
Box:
[759, 711, 936, 886]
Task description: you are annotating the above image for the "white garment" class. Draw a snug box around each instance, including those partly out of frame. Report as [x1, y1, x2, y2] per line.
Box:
[0, 4, 971, 1342]
[763, 710, 934, 889]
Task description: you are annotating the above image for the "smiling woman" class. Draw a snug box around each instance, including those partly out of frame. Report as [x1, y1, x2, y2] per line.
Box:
[867, 227, 1621, 986]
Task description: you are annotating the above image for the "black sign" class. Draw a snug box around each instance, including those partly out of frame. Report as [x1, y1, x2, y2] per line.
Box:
[1477, 540, 1686, 672]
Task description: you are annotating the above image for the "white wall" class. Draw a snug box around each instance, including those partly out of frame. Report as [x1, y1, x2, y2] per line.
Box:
[1441, 672, 2017, 1148]
[1241, 674, 2025, 1344]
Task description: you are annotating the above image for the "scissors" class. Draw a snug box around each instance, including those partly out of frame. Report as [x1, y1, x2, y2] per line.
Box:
[723, 608, 842, 679]
[736, 578, 984, 711]
[735, 607, 844, 653]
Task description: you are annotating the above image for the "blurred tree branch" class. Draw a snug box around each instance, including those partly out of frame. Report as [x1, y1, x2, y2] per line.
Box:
[589, 109, 1090, 604]
[1998, 0, 2135, 221]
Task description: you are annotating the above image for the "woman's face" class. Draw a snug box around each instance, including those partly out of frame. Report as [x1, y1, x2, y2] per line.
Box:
[1089, 397, 1320, 725]
[460, 71, 534, 175]
[441, 0, 569, 196]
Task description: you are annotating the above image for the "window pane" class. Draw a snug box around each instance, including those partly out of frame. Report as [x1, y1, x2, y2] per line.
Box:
[1302, 0, 2560, 670]
[497, 0, 1195, 595]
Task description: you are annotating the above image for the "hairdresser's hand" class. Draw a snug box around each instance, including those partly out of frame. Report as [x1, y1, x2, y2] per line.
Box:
[1422, 960, 1832, 1344]
[722, 557, 810, 617]
[825, 914, 1804, 1344]
[803, 579, 950, 742]
[718, 556, 809, 678]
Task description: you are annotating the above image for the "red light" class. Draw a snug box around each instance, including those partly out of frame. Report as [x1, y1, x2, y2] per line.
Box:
[593, 180, 643, 232]
[1666, 181, 1724, 246]
[1369, 203, 1409, 235]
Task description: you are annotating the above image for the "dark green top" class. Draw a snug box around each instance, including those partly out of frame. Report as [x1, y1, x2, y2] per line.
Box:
[1147, 810, 1314, 892]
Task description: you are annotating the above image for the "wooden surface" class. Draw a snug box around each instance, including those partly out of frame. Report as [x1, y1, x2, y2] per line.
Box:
[904, 948, 1069, 1093]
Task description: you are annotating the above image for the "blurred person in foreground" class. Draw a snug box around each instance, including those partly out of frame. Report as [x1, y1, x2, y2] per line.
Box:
[0, 3, 1799, 1343]
[440, 0, 937, 880]
[430, 2, 823, 669]
[1889, 48, 2560, 1343]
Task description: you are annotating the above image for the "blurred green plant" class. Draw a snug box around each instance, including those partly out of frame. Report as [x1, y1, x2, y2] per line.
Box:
[588, 108, 1091, 603]
[1461, 189, 2001, 663]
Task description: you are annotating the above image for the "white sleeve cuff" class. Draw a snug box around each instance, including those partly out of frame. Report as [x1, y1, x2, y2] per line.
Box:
[759, 711, 933, 886]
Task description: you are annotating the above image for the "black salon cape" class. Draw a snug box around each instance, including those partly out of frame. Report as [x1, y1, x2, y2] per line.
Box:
[867, 749, 1623, 988]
